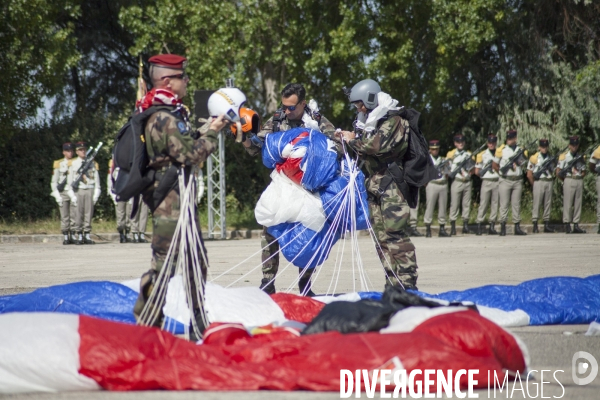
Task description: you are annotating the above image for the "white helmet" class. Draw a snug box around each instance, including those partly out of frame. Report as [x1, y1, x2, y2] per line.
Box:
[207, 88, 247, 122]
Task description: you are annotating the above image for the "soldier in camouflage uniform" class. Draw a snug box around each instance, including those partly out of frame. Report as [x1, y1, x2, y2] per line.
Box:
[132, 54, 227, 336]
[337, 79, 418, 290]
[241, 83, 336, 295]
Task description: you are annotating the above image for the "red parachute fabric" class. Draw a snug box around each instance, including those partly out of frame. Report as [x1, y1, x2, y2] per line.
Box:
[78, 310, 525, 391]
[270, 293, 325, 323]
[274, 131, 309, 184]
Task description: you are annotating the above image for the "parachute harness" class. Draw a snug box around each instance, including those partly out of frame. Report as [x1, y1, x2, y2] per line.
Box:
[137, 166, 209, 340]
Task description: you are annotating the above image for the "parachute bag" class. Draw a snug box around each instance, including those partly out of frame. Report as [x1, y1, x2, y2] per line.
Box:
[112, 106, 169, 203]
[397, 108, 440, 207]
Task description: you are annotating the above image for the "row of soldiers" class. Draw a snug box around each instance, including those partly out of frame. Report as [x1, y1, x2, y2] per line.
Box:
[407, 132, 600, 237]
[50, 142, 148, 244]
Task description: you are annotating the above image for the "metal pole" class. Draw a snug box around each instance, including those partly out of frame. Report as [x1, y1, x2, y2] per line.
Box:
[207, 130, 227, 239]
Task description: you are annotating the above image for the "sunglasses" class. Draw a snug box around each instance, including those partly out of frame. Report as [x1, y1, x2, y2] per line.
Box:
[161, 72, 189, 81]
[281, 101, 302, 112]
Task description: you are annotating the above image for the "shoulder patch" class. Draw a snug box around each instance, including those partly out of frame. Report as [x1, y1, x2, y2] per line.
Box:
[94, 161, 99, 170]
[67, 159, 74, 167]
[592, 146, 600, 160]
[530, 152, 539, 165]
[108, 159, 113, 168]
[53, 159, 62, 169]
[495, 144, 505, 158]
[446, 149, 456, 158]
[177, 121, 187, 134]
[476, 152, 484, 163]
[558, 152, 567, 161]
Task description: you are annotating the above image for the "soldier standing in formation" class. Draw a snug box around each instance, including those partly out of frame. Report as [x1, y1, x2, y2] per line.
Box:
[131, 54, 227, 337]
[557, 136, 586, 234]
[241, 83, 336, 295]
[447, 134, 473, 235]
[423, 140, 450, 238]
[338, 79, 419, 290]
[474, 134, 499, 235]
[407, 197, 423, 237]
[527, 138, 556, 233]
[107, 159, 132, 243]
[589, 145, 600, 234]
[51, 142, 77, 245]
[493, 130, 527, 236]
[67, 142, 101, 244]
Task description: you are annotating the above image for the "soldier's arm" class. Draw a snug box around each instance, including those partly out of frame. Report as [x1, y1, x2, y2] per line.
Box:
[147, 111, 219, 166]
[347, 116, 405, 156]
[318, 115, 337, 139]
[51, 164, 59, 192]
[243, 116, 273, 157]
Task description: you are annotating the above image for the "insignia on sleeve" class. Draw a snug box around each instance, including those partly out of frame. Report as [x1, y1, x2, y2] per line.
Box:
[177, 121, 188, 134]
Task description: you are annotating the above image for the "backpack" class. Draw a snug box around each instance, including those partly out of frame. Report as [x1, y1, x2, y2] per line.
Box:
[381, 108, 440, 208]
[112, 106, 169, 203]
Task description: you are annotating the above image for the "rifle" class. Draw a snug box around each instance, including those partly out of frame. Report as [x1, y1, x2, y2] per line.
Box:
[557, 144, 596, 179]
[56, 173, 69, 192]
[448, 143, 486, 180]
[435, 158, 452, 175]
[499, 139, 537, 175]
[532, 145, 568, 180]
[478, 160, 494, 178]
[71, 142, 103, 189]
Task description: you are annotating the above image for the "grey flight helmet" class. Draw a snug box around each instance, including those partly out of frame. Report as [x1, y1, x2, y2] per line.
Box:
[347, 79, 381, 110]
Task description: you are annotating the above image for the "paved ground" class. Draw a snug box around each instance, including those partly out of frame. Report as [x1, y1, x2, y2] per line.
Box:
[1, 233, 599, 399]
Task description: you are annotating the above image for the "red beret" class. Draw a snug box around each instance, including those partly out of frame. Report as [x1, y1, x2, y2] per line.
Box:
[148, 54, 187, 69]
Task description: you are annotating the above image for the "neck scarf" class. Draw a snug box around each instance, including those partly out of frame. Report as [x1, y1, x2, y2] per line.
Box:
[136, 88, 183, 113]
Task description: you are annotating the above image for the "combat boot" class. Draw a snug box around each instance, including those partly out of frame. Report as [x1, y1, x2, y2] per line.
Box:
[565, 223, 572, 234]
[259, 278, 276, 295]
[83, 232, 95, 244]
[125, 228, 133, 243]
[118, 229, 126, 244]
[463, 222, 472, 234]
[500, 223, 506, 236]
[68, 231, 78, 244]
[298, 269, 316, 297]
[62, 231, 70, 245]
[514, 223, 527, 235]
[488, 222, 498, 235]
[450, 221, 457, 236]
[543, 221, 555, 233]
[132, 232, 140, 243]
[138, 233, 148, 243]
[573, 223, 586, 234]
[410, 226, 423, 237]
[476, 223, 482, 236]
[425, 224, 432, 238]
[439, 224, 450, 237]
[75, 231, 84, 245]
[532, 221, 539, 233]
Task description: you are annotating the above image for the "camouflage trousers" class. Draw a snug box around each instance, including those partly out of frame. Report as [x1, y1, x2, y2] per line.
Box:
[261, 226, 280, 280]
[133, 188, 207, 329]
[368, 174, 418, 290]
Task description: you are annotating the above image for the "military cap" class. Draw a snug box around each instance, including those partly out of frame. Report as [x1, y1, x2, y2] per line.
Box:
[148, 54, 187, 70]
[487, 134, 498, 143]
[506, 129, 518, 139]
[453, 134, 465, 142]
[429, 139, 440, 148]
[62, 142, 74, 151]
[539, 138, 549, 147]
[75, 141, 87, 150]
[569, 136, 580, 145]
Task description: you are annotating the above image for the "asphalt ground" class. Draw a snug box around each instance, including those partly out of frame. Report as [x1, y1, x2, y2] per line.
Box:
[1, 233, 599, 399]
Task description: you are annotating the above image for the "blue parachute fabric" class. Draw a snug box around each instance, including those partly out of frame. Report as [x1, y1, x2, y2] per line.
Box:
[262, 128, 310, 169]
[359, 275, 600, 325]
[0, 281, 186, 334]
[300, 130, 339, 191]
[320, 164, 369, 231]
[268, 221, 340, 270]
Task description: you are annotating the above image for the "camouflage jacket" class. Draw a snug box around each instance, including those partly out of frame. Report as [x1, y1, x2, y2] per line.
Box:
[244, 109, 336, 157]
[145, 106, 218, 169]
[346, 113, 410, 184]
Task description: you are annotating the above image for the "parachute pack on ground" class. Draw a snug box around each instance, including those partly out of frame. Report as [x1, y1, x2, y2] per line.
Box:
[255, 127, 369, 269]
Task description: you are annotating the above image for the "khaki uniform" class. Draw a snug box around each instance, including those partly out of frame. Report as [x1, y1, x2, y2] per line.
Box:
[589, 147, 600, 224]
[68, 158, 101, 233]
[409, 193, 419, 228]
[475, 149, 499, 223]
[527, 152, 554, 222]
[447, 148, 472, 222]
[424, 155, 448, 225]
[558, 151, 585, 223]
[246, 109, 336, 280]
[107, 160, 132, 232]
[497, 144, 525, 223]
[51, 158, 76, 233]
